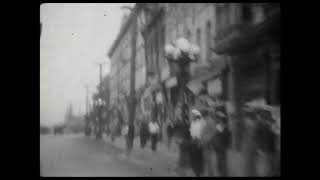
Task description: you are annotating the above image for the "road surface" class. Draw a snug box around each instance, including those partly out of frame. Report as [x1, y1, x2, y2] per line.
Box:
[40, 134, 177, 177]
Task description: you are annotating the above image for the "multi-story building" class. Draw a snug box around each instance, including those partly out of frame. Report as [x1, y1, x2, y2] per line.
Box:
[211, 3, 280, 176]
[211, 2, 280, 146]
[108, 5, 146, 125]
[141, 3, 280, 176]
[140, 3, 221, 110]
[138, 3, 221, 141]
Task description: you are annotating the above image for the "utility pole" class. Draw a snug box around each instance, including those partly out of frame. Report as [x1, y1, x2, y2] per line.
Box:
[85, 85, 89, 116]
[84, 84, 89, 136]
[99, 64, 102, 89]
[121, 5, 138, 154]
[95, 62, 105, 139]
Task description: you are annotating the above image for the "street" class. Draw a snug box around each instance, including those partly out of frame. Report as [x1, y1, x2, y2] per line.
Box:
[40, 134, 178, 177]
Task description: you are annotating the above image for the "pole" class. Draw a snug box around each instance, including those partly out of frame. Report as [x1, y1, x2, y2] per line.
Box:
[126, 6, 138, 153]
[96, 63, 104, 139]
[99, 64, 102, 89]
[86, 85, 89, 116]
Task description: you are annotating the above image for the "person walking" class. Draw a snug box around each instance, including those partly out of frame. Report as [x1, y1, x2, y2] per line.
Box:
[173, 111, 192, 175]
[149, 119, 160, 152]
[189, 109, 206, 177]
[166, 121, 174, 151]
[212, 109, 231, 177]
[254, 110, 277, 176]
[140, 119, 150, 148]
[200, 110, 217, 176]
[243, 100, 278, 176]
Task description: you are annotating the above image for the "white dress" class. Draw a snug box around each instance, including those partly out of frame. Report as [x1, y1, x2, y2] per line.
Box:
[190, 119, 206, 140]
[149, 122, 160, 134]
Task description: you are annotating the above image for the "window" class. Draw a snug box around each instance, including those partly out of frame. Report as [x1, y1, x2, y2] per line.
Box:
[241, 3, 253, 23]
[155, 31, 159, 71]
[267, 59, 280, 105]
[206, 21, 211, 60]
[196, 28, 201, 46]
[196, 28, 202, 61]
[159, 26, 165, 69]
[186, 29, 191, 40]
[216, 3, 231, 32]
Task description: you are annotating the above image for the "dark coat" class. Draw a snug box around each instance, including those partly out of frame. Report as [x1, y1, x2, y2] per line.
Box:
[213, 127, 231, 152]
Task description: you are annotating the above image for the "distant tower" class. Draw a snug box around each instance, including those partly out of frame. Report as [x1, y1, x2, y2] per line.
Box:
[64, 103, 74, 123]
[69, 103, 74, 121]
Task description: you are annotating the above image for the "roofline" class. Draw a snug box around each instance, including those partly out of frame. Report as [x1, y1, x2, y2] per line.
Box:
[107, 4, 143, 58]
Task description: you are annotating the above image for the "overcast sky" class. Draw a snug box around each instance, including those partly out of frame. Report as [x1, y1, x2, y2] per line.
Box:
[40, 3, 134, 126]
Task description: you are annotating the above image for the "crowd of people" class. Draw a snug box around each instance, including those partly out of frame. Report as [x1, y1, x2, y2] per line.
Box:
[87, 91, 279, 177]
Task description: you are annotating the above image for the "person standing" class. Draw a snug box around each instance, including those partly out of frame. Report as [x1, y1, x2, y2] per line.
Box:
[140, 119, 150, 148]
[213, 110, 231, 177]
[149, 119, 160, 152]
[166, 121, 174, 151]
[173, 113, 192, 174]
[254, 110, 277, 176]
[242, 107, 259, 177]
[189, 109, 206, 176]
[200, 110, 217, 176]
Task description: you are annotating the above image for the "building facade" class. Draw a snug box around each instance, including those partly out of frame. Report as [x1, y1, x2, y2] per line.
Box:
[140, 3, 280, 176]
[212, 3, 280, 176]
[108, 6, 146, 128]
[107, 3, 280, 175]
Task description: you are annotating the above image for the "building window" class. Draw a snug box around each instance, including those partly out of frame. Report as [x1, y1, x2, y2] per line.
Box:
[266, 59, 280, 105]
[196, 28, 202, 61]
[196, 28, 201, 46]
[159, 26, 165, 69]
[252, 4, 265, 24]
[155, 31, 159, 73]
[186, 29, 191, 40]
[241, 3, 253, 23]
[216, 3, 231, 32]
[206, 21, 211, 61]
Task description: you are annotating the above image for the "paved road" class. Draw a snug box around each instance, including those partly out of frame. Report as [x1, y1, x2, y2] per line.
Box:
[40, 134, 176, 177]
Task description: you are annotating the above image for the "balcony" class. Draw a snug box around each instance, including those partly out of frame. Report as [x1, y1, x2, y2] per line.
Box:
[213, 23, 254, 55]
[213, 5, 280, 55]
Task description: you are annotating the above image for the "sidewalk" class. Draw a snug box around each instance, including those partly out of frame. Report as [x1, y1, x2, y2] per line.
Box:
[100, 135, 266, 177]
[102, 135, 181, 176]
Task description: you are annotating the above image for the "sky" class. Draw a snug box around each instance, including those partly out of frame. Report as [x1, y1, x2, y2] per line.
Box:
[40, 3, 134, 126]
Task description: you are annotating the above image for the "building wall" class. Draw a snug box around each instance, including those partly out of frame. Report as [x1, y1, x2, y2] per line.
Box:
[109, 10, 146, 105]
[163, 3, 218, 77]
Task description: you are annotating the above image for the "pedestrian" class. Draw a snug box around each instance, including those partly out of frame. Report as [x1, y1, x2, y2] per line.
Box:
[173, 114, 192, 173]
[212, 109, 231, 177]
[148, 119, 160, 152]
[189, 109, 206, 177]
[122, 124, 129, 137]
[200, 110, 217, 176]
[140, 119, 150, 148]
[243, 99, 279, 176]
[254, 110, 277, 176]
[166, 121, 174, 150]
[242, 107, 259, 176]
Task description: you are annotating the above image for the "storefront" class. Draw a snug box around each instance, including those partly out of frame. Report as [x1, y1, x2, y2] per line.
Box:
[212, 4, 280, 176]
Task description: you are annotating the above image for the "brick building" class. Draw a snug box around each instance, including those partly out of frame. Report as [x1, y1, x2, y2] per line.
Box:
[108, 5, 147, 133]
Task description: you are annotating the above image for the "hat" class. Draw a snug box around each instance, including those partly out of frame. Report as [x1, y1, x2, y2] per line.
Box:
[216, 111, 227, 118]
[191, 109, 202, 117]
[257, 110, 275, 123]
[200, 109, 209, 117]
[244, 98, 273, 112]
